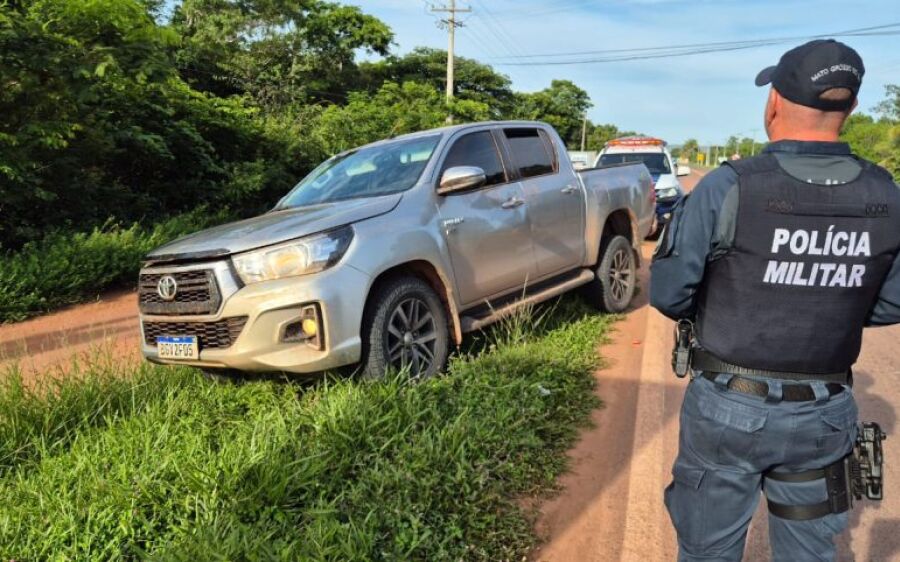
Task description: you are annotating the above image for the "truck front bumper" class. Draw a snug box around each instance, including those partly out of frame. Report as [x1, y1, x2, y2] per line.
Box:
[141, 263, 371, 374]
[656, 195, 681, 228]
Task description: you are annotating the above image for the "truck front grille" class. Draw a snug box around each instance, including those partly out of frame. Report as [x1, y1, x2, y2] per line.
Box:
[139, 270, 221, 315]
[143, 317, 248, 349]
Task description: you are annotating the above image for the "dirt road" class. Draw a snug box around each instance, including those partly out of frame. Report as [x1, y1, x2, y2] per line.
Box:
[3, 169, 898, 559]
[0, 289, 140, 378]
[533, 169, 900, 561]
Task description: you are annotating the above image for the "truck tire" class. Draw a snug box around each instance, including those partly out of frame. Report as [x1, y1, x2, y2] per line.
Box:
[359, 276, 450, 381]
[587, 235, 636, 313]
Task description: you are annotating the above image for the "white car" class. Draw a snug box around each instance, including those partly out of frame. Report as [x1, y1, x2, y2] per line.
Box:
[594, 137, 689, 238]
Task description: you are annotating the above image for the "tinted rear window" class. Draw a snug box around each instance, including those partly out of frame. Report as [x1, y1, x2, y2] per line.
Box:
[504, 128, 555, 178]
[599, 152, 671, 175]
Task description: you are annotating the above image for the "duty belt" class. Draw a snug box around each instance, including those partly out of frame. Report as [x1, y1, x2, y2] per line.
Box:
[699, 372, 845, 402]
[692, 349, 850, 385]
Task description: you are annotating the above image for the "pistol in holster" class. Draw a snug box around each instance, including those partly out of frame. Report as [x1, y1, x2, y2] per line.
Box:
[765, 421, 886, 520]
[849, 421, 886, 503]
[671, 319, 694, 378]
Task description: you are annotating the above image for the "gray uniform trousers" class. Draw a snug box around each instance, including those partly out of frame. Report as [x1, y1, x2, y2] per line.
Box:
[665, 373, 857, 561]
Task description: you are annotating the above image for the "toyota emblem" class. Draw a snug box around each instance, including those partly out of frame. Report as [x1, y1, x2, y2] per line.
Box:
[157, 275, 178, 301]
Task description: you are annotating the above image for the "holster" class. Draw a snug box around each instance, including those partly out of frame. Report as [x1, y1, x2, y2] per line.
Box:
[765, 422, 886, 520]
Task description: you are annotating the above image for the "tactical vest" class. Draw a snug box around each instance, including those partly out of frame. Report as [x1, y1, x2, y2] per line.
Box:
[696, 153, 900, 374]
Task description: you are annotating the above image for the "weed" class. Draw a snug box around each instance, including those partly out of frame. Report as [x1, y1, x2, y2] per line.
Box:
[0, 297, 612, 560]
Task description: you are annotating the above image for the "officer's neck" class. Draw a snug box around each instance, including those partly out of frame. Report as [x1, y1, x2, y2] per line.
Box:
[768, 130, 841, 143]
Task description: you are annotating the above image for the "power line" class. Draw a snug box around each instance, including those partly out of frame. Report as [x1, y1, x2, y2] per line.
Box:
[470, 0, 524, 58]
[490, 24, 900, 66]
[430, 1, 471, 102]
[501, 0, 597, 20]
[491, 22, 900, 60]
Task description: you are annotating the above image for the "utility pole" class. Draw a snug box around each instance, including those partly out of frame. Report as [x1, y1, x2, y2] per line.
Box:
[580, 115, 588, 151]
[431, 1, 471, 104]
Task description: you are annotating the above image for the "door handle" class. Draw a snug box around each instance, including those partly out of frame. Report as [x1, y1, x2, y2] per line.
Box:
[501, 197, 525, 209]
[561, 185, 579, 194]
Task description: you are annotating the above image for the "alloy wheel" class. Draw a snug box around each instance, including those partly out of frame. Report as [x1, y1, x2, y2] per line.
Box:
[608, 248, 634, 304]
[386, 297, 437, 378]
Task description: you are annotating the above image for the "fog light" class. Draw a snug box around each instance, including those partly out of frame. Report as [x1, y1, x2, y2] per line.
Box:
[301, 318, 319, 336]
[281, 304, 324, 350]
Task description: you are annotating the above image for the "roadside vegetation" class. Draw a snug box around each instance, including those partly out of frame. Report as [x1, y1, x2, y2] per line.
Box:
[676, 86, 900, 173]
[0, 298, 610, 560]
[0, 210, 232, 323]
[0, 0, 646, 322]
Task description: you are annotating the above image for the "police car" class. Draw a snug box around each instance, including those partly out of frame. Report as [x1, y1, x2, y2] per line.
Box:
[594, 137, 689, 238]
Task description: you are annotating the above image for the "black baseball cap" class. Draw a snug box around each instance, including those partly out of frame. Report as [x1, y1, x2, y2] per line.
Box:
[755, 39, 864, 111]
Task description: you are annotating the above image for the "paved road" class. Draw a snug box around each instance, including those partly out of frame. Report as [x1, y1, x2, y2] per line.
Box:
[532, 169, 900, 561]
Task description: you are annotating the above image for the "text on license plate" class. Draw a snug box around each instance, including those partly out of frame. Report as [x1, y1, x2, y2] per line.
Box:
[157, 336, 199, 360]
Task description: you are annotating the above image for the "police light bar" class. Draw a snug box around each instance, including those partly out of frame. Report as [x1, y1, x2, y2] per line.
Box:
[606, 136, 666, 147]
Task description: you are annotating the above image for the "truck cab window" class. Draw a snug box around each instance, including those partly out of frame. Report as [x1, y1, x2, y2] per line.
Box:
[504, 128, 555, 178]
[442, 131, 507, 187]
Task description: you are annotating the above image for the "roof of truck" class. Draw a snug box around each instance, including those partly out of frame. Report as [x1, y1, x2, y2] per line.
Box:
[364, 120, 553, 147]
[602, 136, 670, 155]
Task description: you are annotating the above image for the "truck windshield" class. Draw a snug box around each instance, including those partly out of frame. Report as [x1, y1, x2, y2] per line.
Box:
[599, 153, 671, 175]
[279, 135, 441, 208]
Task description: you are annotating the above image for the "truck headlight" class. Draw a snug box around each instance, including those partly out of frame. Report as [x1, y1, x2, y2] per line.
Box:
[657, 187, 679, 199]
[232, 226, 353, 285]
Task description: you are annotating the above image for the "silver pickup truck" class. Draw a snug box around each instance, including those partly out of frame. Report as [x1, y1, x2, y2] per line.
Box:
[139, 121, 654, 379]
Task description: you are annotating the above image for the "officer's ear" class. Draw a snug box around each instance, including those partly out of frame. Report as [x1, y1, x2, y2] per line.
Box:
[764, 88, 779, 134]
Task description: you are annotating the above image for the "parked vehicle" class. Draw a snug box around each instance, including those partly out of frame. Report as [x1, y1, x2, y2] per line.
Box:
[139, 121, 654, 380]
[568, 150, 598, 170]
[594, 137, 690, 239]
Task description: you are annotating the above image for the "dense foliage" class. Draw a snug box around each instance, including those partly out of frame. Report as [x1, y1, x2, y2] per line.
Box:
[0, 300, 609, 560]
[0, 209, 231, 322]
[841, 86, 900, 178]
[0, 0, 623, 320]
[0, 0, 610, 255]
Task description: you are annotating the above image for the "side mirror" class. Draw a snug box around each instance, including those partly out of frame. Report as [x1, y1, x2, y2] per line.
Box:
[676, 164, 692, 177]
[438, 166, 487, 195]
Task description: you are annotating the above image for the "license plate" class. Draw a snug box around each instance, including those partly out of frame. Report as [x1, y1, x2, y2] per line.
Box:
[157, 336, 199, 360]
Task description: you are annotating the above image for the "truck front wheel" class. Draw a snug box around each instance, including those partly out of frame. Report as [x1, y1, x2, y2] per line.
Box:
[359, 276, 450, 380]
[587, 235, 636, 313]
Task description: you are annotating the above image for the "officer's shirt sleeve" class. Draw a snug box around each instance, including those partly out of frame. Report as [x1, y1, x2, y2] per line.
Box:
[649, 166, 738, 320]
[867, 249, 900, 326]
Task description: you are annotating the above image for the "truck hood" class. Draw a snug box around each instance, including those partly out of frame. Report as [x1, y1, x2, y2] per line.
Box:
[146, 194, 402, 262]
[653, 173, 681, 190]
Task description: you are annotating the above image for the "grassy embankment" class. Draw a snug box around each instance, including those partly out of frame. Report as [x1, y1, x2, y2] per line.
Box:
[0, 209, 232, 323]
[0, 299, 614, 560]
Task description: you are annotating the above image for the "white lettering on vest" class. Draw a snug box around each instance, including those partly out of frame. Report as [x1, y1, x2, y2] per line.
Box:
[763, 229, 870, 288]
[764, 260, 789, 284]
[772, 228, 790, 253]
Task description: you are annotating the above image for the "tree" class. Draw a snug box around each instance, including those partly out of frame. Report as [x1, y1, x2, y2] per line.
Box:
[312, 81, 491, 154]
[358, 48, 515, 118]
[171, 0, 393, 109]
[514, 80, 593, 148]
[841, 85, 900, 179]
[680, 139, 700, 162]
[874, 85, 900, 121]
[0, 0, 313, 248]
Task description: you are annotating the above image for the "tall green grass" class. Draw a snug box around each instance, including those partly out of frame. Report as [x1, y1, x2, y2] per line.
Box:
[0, 299, 611, 560]
[0, 209, 233, 323]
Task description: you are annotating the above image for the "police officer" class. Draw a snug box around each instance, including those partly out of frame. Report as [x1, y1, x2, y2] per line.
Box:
[651, 39, 900, 561]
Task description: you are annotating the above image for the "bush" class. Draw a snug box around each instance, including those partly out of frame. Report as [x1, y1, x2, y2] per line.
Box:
[0, 209, 232, 323]
[0, 299, 611, 560]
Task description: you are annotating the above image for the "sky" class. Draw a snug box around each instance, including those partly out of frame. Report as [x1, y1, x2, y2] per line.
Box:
[353, 0, 900, 145]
